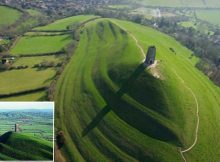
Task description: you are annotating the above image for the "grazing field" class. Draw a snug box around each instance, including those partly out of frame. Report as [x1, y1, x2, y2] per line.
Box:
[0, 68, 55, 94]
[0, 6, 22, 27]
[179, 21, 197, 29]
[26, 9, 43, 17]
[0, 91, 47, 101]
[0, 109, 53, 140]
[196, 9, 220, 26]
[178, 21, 213, 34]
[0, 132, 53, 160]
[10, 35, 71, 55]
[13, 55, 64, 67]
[124, 0, 220, 7]
[35, 15, 99, 31]
[55, 18, 220, 162]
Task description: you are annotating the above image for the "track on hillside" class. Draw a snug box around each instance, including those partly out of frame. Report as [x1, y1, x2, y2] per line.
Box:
[55, 18, 185, 162]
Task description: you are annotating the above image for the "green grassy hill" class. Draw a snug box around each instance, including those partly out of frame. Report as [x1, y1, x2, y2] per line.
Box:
[0, 6, 22, 28]
[55, 18, 220, 162]
[0, 132, 53, 160]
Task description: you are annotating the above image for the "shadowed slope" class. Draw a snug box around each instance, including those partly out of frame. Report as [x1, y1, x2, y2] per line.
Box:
[0, 132, 53, 160]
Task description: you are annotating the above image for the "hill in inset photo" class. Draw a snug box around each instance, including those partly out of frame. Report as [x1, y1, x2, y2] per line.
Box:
[0, 102, 54, 161]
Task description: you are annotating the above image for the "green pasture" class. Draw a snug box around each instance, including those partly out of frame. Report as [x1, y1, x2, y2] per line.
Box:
[34, 15, 99, 31]
[13, 55, 65, 67]
[196, 9, 220, 26]
[10, 35, 71, 55]
[0, 6, 22, 27]
[0, 68, 55, 94]
[0, 91, 47, 101]
[124, 0, 220, 7]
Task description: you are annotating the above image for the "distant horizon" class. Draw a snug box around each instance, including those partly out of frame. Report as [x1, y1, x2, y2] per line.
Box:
[0, 102, 54, 110]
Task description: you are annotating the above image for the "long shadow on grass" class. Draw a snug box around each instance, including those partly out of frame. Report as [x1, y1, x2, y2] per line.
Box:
[82, 64, 146, 137]
[82, 63, 181, 146]
[0, 131, 12, 143]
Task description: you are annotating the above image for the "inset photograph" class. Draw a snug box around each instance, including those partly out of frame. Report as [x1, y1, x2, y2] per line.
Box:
[0, 102, 54, 161]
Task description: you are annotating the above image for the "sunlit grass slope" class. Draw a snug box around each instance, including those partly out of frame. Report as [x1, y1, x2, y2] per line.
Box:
[0, 68, 55, 94]
[35, 15, 99, 31]
[55, 17, 220, 162]
[10, 35, 71, 55]
[0, 132, 53, 160]
[0, 6, 22, 27]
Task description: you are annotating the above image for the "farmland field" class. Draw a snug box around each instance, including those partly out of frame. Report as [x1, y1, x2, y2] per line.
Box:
[34, 15, 99, 31]
[0, 6, 22, 27]
[0, 91, 47, 101]
[0, 109, 53, 140]
[0, 68, 55, 94]
[178, 21, 213, 34]
[13, 55, 65, 67]
[196, 9, 220, 26]
[124, 0, 220, 7]
[10, 35, 72, 55]
[54, 18, 220, 162]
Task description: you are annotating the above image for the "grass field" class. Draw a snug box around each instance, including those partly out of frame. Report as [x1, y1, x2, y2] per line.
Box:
[196, 9, 220, 26]
[13, 55, 64, 67]
[179, 21, 197, 28]
[0, 132, 53, 160]
[10, 35, 71, 55]
[54, 17, 220, 162]
[0, 6, 22, 27]
[0, 91, 47, 101]
[178, 21, 213, 34]
[35, 15, 99, 31]
[0, 68, 55, 94]
[26, 9, 43, 17]
[124, 0, 220, 7]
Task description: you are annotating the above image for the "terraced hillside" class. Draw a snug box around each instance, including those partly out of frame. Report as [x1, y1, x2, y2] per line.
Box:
[0, 132, 53, 160]
[0, 15, 98, 101]
[55, 18, 220, 162]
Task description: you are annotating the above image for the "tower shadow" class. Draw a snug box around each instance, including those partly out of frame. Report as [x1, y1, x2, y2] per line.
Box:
[82, 63, 146, 137]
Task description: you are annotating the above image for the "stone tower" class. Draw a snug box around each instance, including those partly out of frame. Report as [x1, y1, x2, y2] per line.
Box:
[144, 46, 156, 66]
[15, 124, 19, 132]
